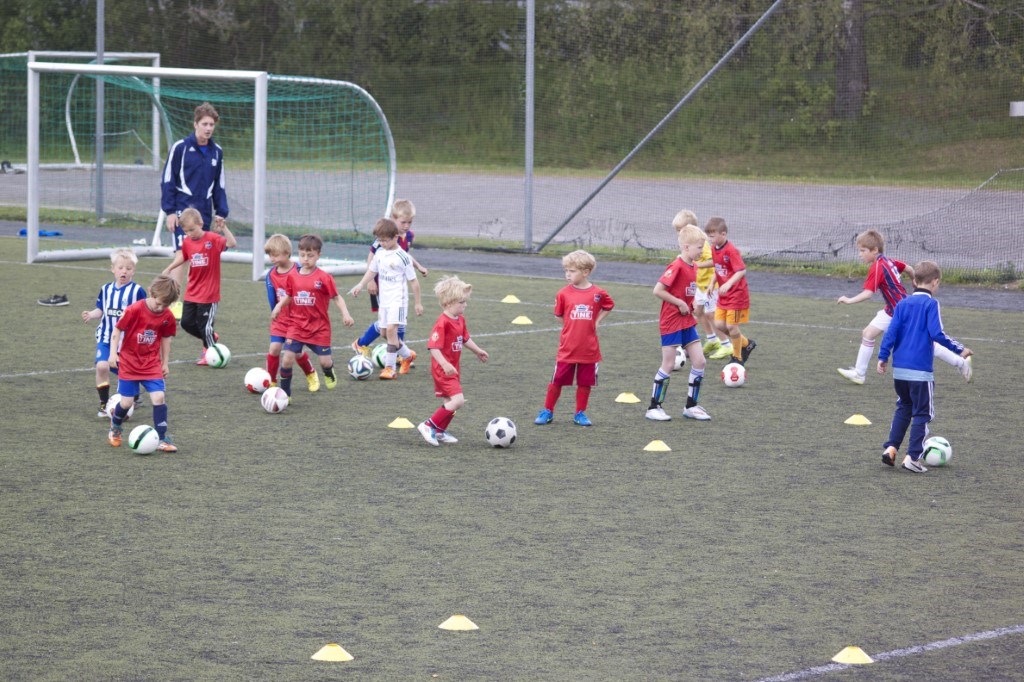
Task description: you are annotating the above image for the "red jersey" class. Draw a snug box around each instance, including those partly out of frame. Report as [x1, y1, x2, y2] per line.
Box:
[428, 312, 469, 377]
[864, 254, 908, 316]
[267, 262, 297, 337]
[657, 256, 698, 335]
[711, 240, 750, 310]
[286, 267, 340, 346]
[114, 299, 177, 380]
[553, 284, 614, 363]
[182, 231, 228, 304]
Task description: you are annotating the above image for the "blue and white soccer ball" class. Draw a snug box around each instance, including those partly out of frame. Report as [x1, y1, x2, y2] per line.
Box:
[347, 354, 374, 380]
[922, 436, 952, 467]
[128, 424, 160, 455]
[485, 417, 517, 448]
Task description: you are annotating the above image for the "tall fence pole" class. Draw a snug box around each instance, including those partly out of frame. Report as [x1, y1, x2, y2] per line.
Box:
[535, 0, 787, 252]
[524, 0, 535, 249]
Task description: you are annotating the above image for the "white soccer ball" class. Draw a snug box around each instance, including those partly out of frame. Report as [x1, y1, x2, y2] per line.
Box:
[128, 424, 160, 455]
[485, 417, 517, 448]
[244, 367, 272, 394]
[721, 362, 746, 387]
[205, 342, 231, 368]
[260, 386, 289, 413]
[922, 436, 952, 467]
[673, 346, 687, 371]
[347, 354, 374, 380]
[371, 343, 388, 368]
[106, 394, 134, 420]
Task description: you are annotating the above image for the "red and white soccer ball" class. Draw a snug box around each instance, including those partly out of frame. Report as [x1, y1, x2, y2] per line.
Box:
[244, 367, 272, 394]
[721, 362, 746, 387]
[260, 386, 289, 413]
[106, 394, 135, 420]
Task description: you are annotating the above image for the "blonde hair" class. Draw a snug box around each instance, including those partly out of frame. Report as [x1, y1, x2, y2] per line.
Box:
[672, 209, 698, 232]
[179, 207, 203, 229]
[263, 233, 292, 256]
[434, 275, 473, 307]
[913, 260, 942, 284]
[856, 229, 885, 253]
[391, 199, 416, 220]
[149, 275, 181, 305]
[562, 249, 596, 273]
[677, 224, 706, 247]
[110, 247, 138, 266]
[704, 217, 728, 235]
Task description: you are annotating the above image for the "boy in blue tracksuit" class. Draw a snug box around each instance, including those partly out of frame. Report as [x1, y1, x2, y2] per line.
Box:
[877, 260, 973, 473]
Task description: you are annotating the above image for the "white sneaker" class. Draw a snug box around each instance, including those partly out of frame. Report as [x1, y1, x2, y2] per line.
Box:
[837, 367, 866, 385]
[682, 405, 711, 421]
[960, 356, 973, 383]
[96, 406, 108, 418]
[436, 430, 459, 444]
[417, 421, 439, 446]
[645, 406, 671, 421]
[901, 455, 928, 473]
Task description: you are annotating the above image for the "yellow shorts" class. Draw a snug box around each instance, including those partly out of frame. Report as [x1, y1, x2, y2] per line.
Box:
[714, 308, 750, 325]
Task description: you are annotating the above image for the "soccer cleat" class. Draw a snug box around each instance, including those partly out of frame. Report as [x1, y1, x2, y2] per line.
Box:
[306, 371, 321, 392]
[837, 367, 866, 385]
[901, 455, 928, 473]
[351, 340, 370, 358]
[169, 300, 183, 320]
[683, 405, 712, 421]
[573, 411, 593, 426]
[436, 430, 459, 444]
[196, 353, 208, 366]
[882, 446, 898, 467]
[399, 349, 417, 375]
[157, 439, 178, 453]
[97, 405, 108, 418]
[702, 338, 721, 355]
[37, 294, 69, 307]
[960, 356, 973, 383]
[379, 367, 397, 380]
[645, 406, 671, 421]
[417, 421, 439, 446]
[107, 425, 123, 447]
[741, 339, 757, 364]
[534, 408, 554, 425]
[708, 345, 733, 360]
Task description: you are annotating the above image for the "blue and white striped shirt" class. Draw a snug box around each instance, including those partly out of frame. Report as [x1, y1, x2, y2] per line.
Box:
[93, 281, 146, 344]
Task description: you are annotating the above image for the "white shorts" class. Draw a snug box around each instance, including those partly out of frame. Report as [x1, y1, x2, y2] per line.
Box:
[694, 287, 717, 314]
[868, 309, 892, 332]
[378, 303, 408, 329]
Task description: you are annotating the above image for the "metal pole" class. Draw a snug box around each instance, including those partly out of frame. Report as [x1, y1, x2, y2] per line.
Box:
[95, 0, 105, 223]
[536, 0, 787, 252]
[524, 0, 535, 250]
[252, 73, 268, 281]
[27, 66, 39, 262]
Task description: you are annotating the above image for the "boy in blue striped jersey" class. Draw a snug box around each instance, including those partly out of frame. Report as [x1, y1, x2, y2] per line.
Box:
[877, 261, 973, 473]
[82, 248, 146, 417]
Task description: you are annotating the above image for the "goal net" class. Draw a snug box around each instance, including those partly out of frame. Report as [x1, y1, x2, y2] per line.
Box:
[22, 60, 393, 279]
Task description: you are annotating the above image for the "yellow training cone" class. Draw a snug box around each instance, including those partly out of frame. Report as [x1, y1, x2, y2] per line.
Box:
[643, 440, 671, 452]
[501, 294, 521, 303]
[388, 417, 416, 429]
[311, 643, 354, 661]
[511, 316, 533, 325]
[615, 392, 641, 404]
[439, 614, 479, 631]
[844, 414, 872, 426]
[832, 646, 873, 665]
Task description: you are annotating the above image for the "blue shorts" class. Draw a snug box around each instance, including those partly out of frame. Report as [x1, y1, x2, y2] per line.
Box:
[94, 342, 111, 364]
[117, 378, 166, 397]
[284, 340, 332, 356]
[661, 326, 700, 348]
[270, 334, 287, 344]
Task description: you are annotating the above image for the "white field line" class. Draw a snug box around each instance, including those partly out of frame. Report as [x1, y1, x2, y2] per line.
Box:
[751, 623, 1024, 682]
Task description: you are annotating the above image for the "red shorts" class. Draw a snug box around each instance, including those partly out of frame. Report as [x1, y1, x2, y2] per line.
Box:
[433, 372, 463, 399]
[550, 361, 598, 387]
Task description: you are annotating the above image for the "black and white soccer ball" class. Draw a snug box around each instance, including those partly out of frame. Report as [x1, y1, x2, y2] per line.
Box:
[484, 417, 517, 448]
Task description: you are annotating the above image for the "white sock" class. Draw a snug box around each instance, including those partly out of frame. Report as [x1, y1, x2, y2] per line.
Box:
[855, 338, 875, 376]
[397, 343, 411, 360]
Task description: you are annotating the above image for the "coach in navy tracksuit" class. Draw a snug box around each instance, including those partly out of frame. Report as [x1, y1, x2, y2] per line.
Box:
[876, 260, 973, 473]
[161, 102, 230, 289]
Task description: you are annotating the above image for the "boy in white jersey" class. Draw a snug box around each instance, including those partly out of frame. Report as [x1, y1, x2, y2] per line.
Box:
[82, 248, 146, 417]
[349, 218, 424, 379]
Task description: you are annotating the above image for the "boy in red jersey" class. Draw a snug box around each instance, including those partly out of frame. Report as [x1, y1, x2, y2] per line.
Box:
[836, 229, 970, 385]
[417, 275, 489, 446]
[646, 224, 711, 422]
[272, 234, 354, 398]
[162, 207, 236, 365]
[106, 275, 180, 452]
[534, 250, 614, 427]
[705, 217, 755, 365]
[263, 233, 320, 391]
